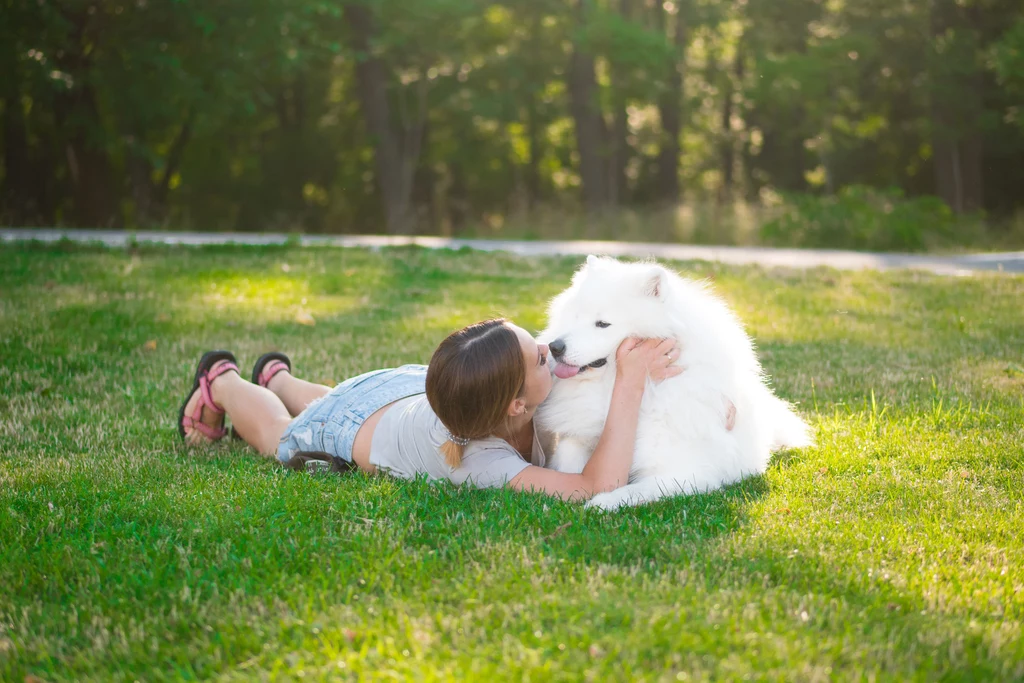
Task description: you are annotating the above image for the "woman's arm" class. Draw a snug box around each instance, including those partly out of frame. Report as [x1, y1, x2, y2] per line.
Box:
[509, 337, 681, 501]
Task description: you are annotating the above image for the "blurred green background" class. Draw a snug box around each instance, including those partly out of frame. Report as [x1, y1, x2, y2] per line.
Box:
[3, 0, 1024, 250]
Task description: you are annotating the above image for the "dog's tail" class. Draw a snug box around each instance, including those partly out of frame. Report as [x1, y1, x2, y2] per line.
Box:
[765, 393, 814, 450]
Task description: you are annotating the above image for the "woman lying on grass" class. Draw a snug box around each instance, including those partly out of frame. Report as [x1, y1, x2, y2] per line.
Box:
[177, 319, 680, 501]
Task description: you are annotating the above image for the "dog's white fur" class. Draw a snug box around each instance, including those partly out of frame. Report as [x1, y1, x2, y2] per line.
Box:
[536, 256, 812, 510]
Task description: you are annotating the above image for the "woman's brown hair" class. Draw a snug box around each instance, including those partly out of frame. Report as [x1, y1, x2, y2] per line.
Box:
[426, 319, 526, 467]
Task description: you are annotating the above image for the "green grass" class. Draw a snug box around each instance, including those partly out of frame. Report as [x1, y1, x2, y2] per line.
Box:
[1, 242, 1022, 681]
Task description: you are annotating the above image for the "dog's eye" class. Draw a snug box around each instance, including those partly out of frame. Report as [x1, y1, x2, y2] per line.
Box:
[595, 321, 611, 329]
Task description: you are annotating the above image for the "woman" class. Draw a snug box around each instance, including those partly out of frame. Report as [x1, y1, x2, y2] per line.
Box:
[178, 319, 681, 500]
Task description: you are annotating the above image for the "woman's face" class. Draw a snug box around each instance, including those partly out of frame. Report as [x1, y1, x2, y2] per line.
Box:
[508, 323, 552, 412]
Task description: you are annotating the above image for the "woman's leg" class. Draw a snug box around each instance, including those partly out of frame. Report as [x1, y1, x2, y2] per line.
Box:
[209, 371, 295, 457]
[180, 358, 294, 456]
[266, 370, 332, 417]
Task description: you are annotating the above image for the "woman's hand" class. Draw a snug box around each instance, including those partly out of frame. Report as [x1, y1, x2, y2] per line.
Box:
[511, 336, 684, 501]
[615, 337, 683, 386]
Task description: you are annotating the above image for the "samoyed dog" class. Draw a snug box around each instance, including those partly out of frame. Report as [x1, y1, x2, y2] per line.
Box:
[536, 256, 812, 510]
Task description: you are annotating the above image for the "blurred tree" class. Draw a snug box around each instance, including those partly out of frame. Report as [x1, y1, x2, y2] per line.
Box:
[930, 0, 984, 213]
[653, 0, 687, 203]
[1, 0, 1022, 230]
[567, 0, 610, 212]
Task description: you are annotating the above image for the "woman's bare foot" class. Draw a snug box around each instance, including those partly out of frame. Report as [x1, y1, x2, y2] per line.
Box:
[180, 359, 238, 444]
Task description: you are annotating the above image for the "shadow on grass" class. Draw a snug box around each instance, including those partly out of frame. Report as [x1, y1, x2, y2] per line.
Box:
[4, 244, 1022, 679]
[7, 446, 1020, 680]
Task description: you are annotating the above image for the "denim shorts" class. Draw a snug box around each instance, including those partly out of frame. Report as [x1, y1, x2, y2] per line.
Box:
[277, 364, 428, 465]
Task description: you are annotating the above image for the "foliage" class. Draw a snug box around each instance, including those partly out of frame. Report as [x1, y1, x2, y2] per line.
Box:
[1, 0, 1023, 235]
[992, 17, 1024, 117]
[1, 244, 1023, 680]
[760, 186, 985, 252]
[449, 196, 1023, 252]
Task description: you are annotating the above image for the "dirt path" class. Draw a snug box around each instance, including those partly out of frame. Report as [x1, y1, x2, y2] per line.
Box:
[3, 228, 1021, 275]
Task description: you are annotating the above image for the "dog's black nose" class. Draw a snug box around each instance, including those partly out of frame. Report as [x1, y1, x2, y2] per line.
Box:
[549, 338, 566, 358]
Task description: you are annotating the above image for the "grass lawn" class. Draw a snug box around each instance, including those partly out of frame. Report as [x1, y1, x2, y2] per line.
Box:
[1, 242, 1022, 681]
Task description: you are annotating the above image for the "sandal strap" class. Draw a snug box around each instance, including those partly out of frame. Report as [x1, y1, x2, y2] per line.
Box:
[179, 355, 238, 444]
[182, 415, 228, 440]
[193, 360, 238, 425]
[198, 361, 239, 414]
[207, 360, 240, 383]
[258, 360, 290, 387]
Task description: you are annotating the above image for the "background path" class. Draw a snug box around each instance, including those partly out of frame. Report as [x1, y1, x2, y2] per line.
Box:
[3, 228, 1022, 275]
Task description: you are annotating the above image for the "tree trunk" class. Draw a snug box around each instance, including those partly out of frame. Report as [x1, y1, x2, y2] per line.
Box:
[49, 10, 120, 228]
[929, 0, 983, 213]
[448, 160, 469, 233]
[609, 101, 629, 206]
[525, 91, 542, 209]
[2, 86, 37, 224]
[718, 45, 741, 203]
[126, 143, 156, 226]
[607, 0, 632, 206]
[523, 10, 545, 211]
[155, 111, 195, 207]
[568, 0, 609, 213]
[655, 3, 685, 204]
[345, 3, 416, 233]
[124, 108, 193, 227]
[412, 119, 436, 232]
[67, 140, 119, 227]
[0, 11, 49, 225]
[54, 83, 120, 228]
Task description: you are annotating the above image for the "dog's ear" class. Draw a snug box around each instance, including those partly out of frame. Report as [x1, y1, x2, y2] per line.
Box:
[586, 254, 599, 267]
[642, 267, 665, 298]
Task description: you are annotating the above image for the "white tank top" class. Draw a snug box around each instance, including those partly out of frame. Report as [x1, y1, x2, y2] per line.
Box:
[369, 394, 547, 487]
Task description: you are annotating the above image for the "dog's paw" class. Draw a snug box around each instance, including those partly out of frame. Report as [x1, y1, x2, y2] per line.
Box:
[585, 490, 630, 511]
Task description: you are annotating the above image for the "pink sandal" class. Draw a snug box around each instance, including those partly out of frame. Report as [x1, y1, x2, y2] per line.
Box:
[251, 351, 292, 388]
[178, 350, 240, 443]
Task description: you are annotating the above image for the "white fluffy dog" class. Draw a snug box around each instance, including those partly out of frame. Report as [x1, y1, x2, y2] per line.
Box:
[536, 256, 812, 510]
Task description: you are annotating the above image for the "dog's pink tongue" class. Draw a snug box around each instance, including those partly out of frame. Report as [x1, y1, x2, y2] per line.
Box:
[554, 362, 580, 379]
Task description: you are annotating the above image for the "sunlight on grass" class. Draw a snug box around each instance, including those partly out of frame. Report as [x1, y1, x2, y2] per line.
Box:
[1, 244, 1022, 681]
[388, 281, 557, 339]
[192, 273, 363, 322]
